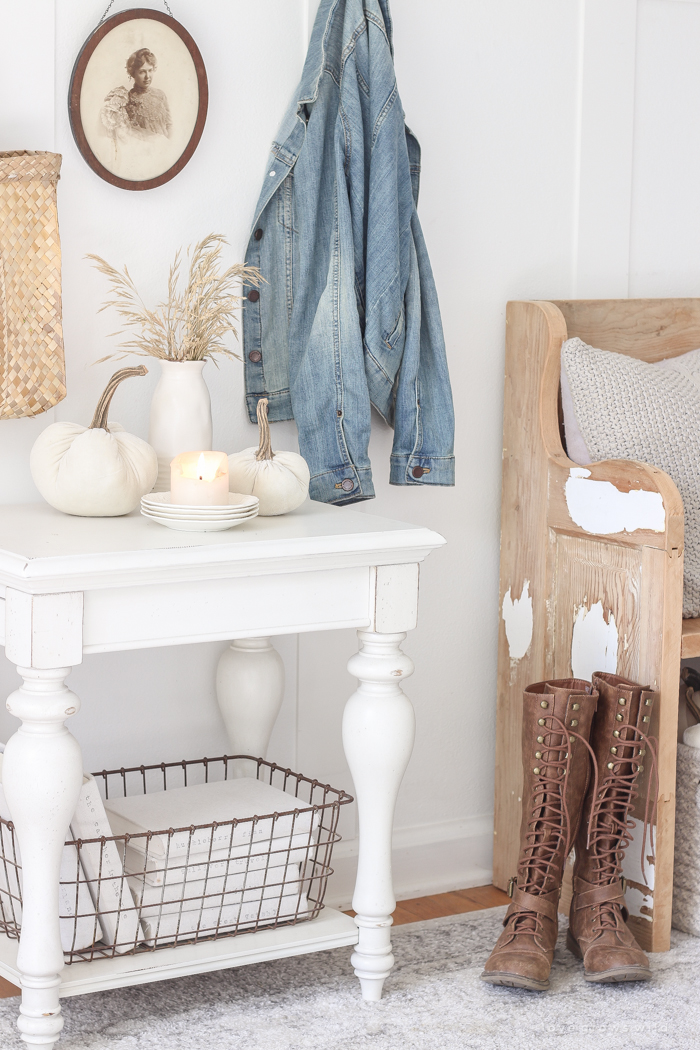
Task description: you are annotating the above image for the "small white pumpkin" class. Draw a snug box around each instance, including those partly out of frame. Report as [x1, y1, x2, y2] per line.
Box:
[228, 398, 310, 516]
[30, 366, 158, 517]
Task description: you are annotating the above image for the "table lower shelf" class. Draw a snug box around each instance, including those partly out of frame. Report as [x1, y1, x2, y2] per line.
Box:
[0, 908, 358, 998]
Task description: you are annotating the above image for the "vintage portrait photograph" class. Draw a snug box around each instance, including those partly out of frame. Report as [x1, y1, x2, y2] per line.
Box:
[70, 11, 207, 190]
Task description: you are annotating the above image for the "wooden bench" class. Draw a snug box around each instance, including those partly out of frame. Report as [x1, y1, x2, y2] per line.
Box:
[494, 298, 700, 952]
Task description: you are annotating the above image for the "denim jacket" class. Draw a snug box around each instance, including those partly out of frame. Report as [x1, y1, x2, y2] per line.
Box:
[243, 0, 455, 504]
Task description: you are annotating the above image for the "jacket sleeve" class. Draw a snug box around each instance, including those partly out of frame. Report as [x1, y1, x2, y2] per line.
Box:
[359, 36, 455, 486]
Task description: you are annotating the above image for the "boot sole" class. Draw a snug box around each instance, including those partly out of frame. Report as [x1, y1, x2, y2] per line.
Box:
[480, 970, 549, 991]
[566, 929, 652, 983]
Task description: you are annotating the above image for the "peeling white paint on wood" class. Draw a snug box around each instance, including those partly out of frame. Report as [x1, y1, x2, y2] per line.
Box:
[502, 580, 533, 660]
[625, 883, 654, 922]
[565, 468, 665, 535]
[571, 601, 618, 682]
[623, 816, 656, 891]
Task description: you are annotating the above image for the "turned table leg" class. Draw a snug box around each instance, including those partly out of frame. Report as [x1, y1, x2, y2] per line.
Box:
[342, 630, 415, 1001]
[216, 637, 285, 776]
[3, 666, 83, 1048]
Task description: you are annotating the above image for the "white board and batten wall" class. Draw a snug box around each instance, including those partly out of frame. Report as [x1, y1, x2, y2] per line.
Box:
[0, 0, 697, 907]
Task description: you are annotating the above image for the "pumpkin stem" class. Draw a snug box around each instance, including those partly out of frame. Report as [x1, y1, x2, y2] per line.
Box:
[89, 366, 149, 431]
[255, 397, 275, 461]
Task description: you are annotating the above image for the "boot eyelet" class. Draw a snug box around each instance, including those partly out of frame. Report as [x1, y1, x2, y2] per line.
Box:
[537, 735, 544, 743]
[616, 714, 623, 721]
[645, 698, 653, 706]
[613, 729, 620, 737]
[638, 765, 644, 773]
[538, 719, 546, 726]
[618, 698, 626, 706]
[540, 701, 548, 709]
[639, 749, 646, 756]
[570, 719, 578, 727]
[610, 747, 618, 755]
[643, 716, 650, 723]
[569, 735, 575, 743]
[535, 751, 542, 759]
[571, 703, 580, 711]
[607, 761, 615, 769]
[533, 767, 541, 774]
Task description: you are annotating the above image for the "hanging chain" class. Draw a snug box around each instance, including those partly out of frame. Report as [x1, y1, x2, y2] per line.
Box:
[97, 0, 174, 28]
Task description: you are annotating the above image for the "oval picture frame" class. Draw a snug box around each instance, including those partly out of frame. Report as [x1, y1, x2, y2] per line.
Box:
[69, 8, 208, 191]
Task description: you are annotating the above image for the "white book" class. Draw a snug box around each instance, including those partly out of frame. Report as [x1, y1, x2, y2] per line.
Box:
[104, 777, 319, 861]
[140, 888, 309, 946]
[123, 830, 317, 887]
[69, 773, 142, 953]
[0, 756, 99, 953]
[129, 862, 300, 910]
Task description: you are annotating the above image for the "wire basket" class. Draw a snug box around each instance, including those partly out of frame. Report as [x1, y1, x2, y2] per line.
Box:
[0, 755, 353, 963]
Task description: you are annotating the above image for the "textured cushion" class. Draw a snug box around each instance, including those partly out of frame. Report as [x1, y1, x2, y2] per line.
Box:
[561, 337, 700, 617]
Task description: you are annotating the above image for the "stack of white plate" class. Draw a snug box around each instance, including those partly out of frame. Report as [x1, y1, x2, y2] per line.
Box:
[141, 492, 259, 532]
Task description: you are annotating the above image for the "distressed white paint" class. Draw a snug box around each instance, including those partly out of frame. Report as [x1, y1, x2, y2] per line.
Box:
[570, 601, 618, 682]
[501, 581, 533, 661]
[623, 816, 656, 891]
[565, 468, 666, 535]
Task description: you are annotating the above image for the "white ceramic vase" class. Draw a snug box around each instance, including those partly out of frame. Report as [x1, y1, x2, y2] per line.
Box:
[148, 360, 213, 491]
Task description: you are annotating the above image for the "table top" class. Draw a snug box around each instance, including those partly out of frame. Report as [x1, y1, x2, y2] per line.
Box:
[0, 500, 445, 591]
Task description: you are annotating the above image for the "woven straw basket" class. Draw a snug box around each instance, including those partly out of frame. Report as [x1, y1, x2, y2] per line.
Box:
[0, 151, 65, 419]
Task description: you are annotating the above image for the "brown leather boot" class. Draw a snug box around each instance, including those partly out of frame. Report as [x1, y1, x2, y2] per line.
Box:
[481, 679, 598, 990]
[567, 671, 656, 983]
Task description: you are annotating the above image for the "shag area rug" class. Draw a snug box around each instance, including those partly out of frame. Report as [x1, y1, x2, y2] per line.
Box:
[0, 906, 697, 1050]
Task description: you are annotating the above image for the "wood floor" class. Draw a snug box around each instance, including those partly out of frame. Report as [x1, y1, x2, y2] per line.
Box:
[347, 883, 509, 925]
[0, 885, 509, 1000]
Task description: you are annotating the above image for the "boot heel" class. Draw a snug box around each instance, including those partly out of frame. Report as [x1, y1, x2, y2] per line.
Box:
[566, 928, 583, 959]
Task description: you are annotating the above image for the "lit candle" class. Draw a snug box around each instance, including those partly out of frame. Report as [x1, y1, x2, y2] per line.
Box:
[170, 451, 229, 506]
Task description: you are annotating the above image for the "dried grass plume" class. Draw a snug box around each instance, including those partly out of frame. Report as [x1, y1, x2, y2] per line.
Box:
[88, 233, 263, 364]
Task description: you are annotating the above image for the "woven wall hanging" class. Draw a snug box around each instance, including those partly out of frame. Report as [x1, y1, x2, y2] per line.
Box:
[0, 151, 66, 420]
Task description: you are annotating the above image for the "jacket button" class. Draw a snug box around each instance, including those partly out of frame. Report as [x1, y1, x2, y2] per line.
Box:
[341, 479, 354, 491]
[247, 290, 260, 302]
[412, 466, 425, 478]
[248, 351, 262, 363]
[254, 228, 263, 241]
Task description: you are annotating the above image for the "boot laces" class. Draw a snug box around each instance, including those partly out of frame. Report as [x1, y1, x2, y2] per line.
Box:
[586, 723, 658, 933]
[508, 715, 598, 939]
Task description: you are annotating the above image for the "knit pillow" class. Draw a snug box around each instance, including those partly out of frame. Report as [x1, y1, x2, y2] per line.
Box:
[561, 337, 700, 618]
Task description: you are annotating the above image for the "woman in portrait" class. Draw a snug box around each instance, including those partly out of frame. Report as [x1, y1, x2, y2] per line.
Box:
[101, 48, 172, 151]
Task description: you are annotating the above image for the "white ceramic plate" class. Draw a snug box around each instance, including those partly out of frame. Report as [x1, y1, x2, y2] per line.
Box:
[140, 509, 257, 532]
[138, 506, 257, 522]
[142, 492, 258, 512]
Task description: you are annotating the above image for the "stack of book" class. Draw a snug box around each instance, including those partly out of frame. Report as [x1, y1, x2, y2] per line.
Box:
[104, 776, 315, 945]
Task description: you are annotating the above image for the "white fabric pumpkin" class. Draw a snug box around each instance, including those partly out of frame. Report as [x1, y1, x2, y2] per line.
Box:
[30, 366, 158, 517]
[228, 398, 310, 516]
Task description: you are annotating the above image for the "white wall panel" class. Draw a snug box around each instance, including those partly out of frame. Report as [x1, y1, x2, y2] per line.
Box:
[629, 0, 700, 295]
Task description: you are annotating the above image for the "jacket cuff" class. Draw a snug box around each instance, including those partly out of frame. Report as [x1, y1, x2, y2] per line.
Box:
[246, 389, 293, 424]
[309, 465, 375, 505]
[389, 454, 455, 486]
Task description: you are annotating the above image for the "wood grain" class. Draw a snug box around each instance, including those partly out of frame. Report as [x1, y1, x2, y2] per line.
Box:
[346, 885, 511, 926]
[0, 976, 19, 999]
[552, 299, 700, 361]
[681, 617, 700, 658]
[494, 301, 568, 888]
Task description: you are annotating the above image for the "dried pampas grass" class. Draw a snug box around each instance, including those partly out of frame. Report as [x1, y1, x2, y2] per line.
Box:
[88, 233, 263, 364]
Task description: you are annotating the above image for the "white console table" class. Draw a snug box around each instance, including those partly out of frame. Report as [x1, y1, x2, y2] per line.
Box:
[0, 500, 444, 1047]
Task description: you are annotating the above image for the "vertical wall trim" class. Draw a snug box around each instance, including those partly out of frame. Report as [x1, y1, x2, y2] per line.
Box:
[573, 0, 638, 298]
[571, 0, 587, 296]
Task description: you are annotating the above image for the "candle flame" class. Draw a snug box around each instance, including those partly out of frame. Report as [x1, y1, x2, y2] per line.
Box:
[197, 452, 208, 481]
